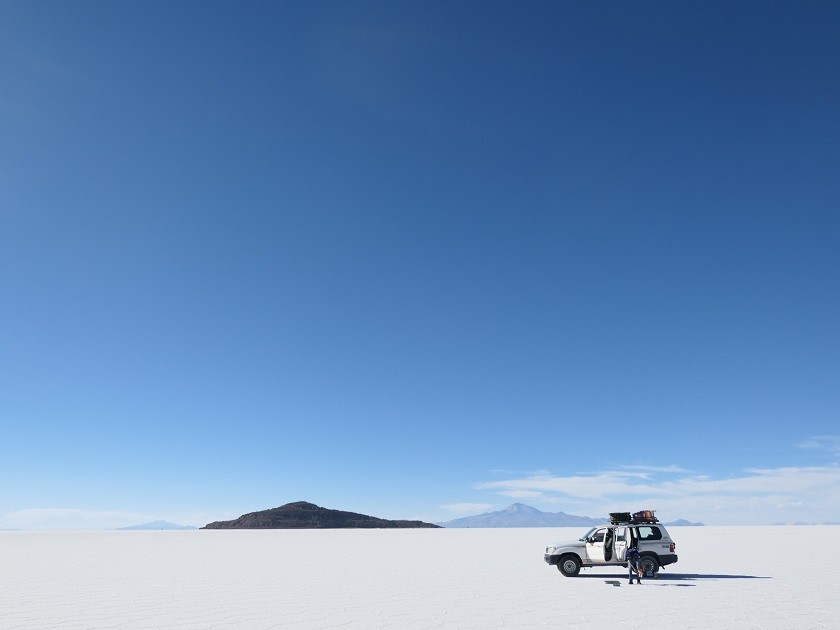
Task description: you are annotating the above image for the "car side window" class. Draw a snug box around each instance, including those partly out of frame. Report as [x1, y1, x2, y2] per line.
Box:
[638, 526, 662, 541]
[590, 529, 606, 543]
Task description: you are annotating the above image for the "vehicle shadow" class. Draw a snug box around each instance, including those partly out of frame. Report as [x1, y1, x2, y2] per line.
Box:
[660, 573, 771, 581]
[580, 573, 770, 581]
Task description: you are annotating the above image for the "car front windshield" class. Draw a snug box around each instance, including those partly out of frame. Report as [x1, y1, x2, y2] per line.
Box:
[579, 527, 597, 542]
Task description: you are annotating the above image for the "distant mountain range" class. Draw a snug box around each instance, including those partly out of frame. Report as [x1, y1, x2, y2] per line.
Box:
[665, 518, 706, 527]
[438, 503, 603, 528]
[437, 504, 704, 528]
[118, 520, 196, 530]
[202, 501, 440, 529]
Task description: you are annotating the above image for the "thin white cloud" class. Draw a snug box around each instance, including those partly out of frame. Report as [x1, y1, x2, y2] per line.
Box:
[619, 464, 692, 475]
[475, 470, 665, 500]
[4, 508, 152, 531]
[798, 435, 840, 457]
[497, 490, 544, 500]
[439, 503, 495, 515]
[473, 465, 840, 525]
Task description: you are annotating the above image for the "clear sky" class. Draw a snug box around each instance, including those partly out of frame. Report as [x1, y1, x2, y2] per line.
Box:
[2, 1, 839, 529]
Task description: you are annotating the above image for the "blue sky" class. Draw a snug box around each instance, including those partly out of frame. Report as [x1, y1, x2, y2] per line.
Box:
[2, 1, 839, 529]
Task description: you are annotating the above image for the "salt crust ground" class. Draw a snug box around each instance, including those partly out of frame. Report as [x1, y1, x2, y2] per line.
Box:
[1, 526, 837, 629]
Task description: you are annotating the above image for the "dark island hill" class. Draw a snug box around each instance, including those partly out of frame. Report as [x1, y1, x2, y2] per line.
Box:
[202, 501, 440, 529]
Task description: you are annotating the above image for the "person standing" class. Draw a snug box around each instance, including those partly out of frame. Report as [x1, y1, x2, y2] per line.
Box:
[626, 546, 642, 584]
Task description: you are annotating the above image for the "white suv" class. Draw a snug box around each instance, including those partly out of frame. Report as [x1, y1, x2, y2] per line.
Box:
[544, 511, 678, 577]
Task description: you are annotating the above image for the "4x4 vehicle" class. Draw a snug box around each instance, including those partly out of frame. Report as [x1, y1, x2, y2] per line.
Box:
[544, 510, 678, 577]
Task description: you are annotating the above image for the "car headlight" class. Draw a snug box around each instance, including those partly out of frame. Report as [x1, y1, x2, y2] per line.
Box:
[546, 546, 556, 554]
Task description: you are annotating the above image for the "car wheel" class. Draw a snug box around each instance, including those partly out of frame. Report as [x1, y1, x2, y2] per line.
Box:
[640, 555, 660, 576]
[557, 554, 581, 577]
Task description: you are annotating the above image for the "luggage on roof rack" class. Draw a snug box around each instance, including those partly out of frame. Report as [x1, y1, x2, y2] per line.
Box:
[608, 510, 659, 524]
[632, 510, 658, 523]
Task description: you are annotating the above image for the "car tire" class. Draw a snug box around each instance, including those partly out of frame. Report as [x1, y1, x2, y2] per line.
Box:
[640, 554, 660, 576]
[557, 554, 581, 577]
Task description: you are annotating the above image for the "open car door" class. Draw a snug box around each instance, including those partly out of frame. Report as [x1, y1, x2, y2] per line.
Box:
[613, 526, 629, 561]
[584, 527, 607, 563]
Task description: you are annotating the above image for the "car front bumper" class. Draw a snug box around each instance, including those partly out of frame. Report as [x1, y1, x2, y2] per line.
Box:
[544, 554, 560, 565]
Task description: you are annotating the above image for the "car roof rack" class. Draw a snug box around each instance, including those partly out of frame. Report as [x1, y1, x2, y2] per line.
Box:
[609, 510, 659, 525]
